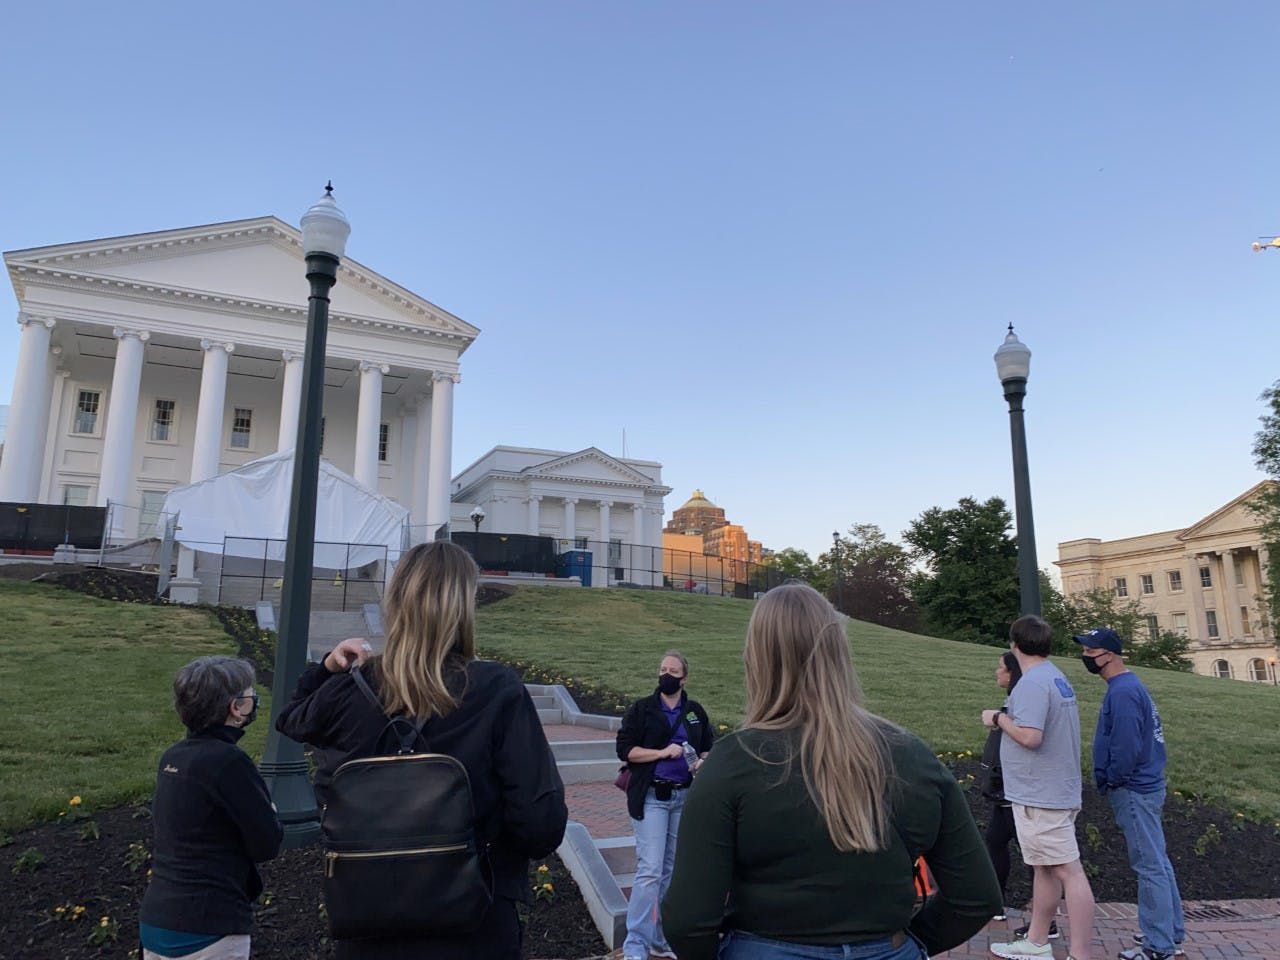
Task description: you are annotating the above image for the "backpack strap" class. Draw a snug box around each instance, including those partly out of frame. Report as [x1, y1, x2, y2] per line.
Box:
[351, 666, 431, 755]
[350, 665, 380, 709]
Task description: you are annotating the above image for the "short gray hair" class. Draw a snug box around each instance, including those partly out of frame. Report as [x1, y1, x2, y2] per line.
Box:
[662, 649, 689, 677]
[174, 656, 256, 731]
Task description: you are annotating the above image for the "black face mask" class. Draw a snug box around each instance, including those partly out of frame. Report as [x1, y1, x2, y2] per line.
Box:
[657, 674, 683, 696]
[1081, 653, 1107, 675]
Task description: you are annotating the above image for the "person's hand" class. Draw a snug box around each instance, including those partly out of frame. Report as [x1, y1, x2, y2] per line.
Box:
[982, 709, 1001, 728]
[324, 637, 372, 673]
[662, 743, 684, 759]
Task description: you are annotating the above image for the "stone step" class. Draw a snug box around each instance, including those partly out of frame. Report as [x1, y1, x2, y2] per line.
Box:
[613, 872, 634, 896]
[530, 694, 557, 710]
[556, 757, 620, 785]
[594, 836, 636, 875]
[550, 739, 618, 762]
[537, 707, 563, 724]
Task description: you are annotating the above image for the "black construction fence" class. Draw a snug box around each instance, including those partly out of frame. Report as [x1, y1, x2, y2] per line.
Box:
[0, 501, 106, 552]
[218, 537, 389, 612]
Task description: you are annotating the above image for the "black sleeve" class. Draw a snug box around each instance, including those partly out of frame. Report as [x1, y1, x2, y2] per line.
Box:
[616, 700, 644, 762]
[215, 751, 284, 863]
[275, 662, 342, 748]
[493, 684, 568, 859]
[696, 702, 715, 753]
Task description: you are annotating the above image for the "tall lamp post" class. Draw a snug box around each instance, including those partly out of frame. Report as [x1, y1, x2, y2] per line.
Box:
[470, 505, 485, 535]
[260, 184, 351, 848]
[994, 325, 1041, 616]
[831, 530, 842, 613]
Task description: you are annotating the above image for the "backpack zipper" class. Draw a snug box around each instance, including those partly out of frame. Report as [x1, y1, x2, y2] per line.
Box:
[325, 844, 469, 877]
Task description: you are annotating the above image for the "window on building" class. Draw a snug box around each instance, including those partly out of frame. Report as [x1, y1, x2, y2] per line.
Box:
[72, 390, 101, 435]
[150, 399, 176, 442]
[1205, 610, 1220, 639]
[1113, 577, 1128, 598]
[1250, 658, 1269, 682]
[609, 538, 623, 581]
[1140, 574, 1154, 595]
[1145, 614, 1159, 641]
[62, 484, 91, 506]
[1241, 606, 1252, 636]
[1171, 612, 1188, 637]
[1200, 566, 1212, 588]
[1236, 560, 1246, 587]
[574, 536, 588, 550]
[1213, 659, 1232, 679]
[1168, 570, 1183, 592]
[378, 423, 390, 462]
[139, 490, 167, 535]
[230, 408, 253, 449]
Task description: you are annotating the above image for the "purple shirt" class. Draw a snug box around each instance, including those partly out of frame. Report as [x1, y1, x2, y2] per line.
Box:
[653, 698, 692, 785]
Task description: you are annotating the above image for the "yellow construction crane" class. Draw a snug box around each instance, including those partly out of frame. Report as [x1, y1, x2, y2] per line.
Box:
[1253, 236, 1280, 252]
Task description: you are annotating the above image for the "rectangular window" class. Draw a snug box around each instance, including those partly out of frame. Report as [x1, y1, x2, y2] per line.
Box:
[1140, 574, 1154, 595]
[1171, 612, 1188, 637]
[1241, 606, 1252, 635]
[1236, 561, 1246, 587]
[1200, 566, 1212, 588]
[1168, 570, 1183, 592]
[230, 408, 253, 449]
[574, 536, 588, 550]
[1145, 614, 1159, 641]
[378, 423, 389, 462]
[72, 390, 100, 435]
[138, 490, 167, 534]
[150, 399, 176, 442]
[1205, 610, 1220, 639]
[1113, 577, 1128, 598]
[62, 484, 91, 506]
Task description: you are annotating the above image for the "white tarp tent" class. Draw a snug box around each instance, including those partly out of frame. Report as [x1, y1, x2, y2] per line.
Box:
[160, 450, 409, 568]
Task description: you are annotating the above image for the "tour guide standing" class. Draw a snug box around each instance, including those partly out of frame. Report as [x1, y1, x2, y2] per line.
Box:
[985, 615, 1096, 960]
[615, 652, 714, 960]
[1076, 627, 1185, 960]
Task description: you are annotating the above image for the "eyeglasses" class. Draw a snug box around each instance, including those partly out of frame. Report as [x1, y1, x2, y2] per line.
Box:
[234, 693, 260, 709]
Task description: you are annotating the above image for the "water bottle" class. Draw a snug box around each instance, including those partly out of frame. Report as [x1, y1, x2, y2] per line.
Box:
[682, 742, 699, 770]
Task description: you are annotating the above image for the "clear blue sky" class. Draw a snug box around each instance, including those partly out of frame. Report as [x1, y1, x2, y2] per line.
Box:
[2, 2, 1277, 567]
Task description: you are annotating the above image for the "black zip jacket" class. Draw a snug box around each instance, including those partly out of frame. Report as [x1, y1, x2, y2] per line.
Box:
[276, 657, 568, 904]
[979, 708, 1007, 801]
[616, 690, 714, 820]
[139, 725, 283, 935]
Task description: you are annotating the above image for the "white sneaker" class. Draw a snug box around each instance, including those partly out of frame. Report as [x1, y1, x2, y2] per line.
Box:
[651, 950, 678, 959]
[1133, 933, 1186, 956]
[989, 939, 1054, 959]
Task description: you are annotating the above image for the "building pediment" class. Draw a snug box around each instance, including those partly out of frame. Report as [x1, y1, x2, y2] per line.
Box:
[5, 216, 478, 348]
[524, 447, 656, 487]
[1178, 481, 1272, 542]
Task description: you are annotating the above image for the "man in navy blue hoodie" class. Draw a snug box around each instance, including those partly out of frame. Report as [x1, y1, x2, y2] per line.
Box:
[1075, 628, 1185, 960]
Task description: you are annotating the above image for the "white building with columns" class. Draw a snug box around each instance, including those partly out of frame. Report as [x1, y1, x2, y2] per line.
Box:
[0, 217, 477, 541]
[450, 446, 670, 587]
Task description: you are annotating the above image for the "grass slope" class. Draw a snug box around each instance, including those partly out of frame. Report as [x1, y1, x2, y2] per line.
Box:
[0, 582, 269, 831]
[478, 587, 1280, 820]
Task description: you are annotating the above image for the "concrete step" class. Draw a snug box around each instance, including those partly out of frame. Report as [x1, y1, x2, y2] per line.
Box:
[556, 757, 620, 785]
[530, 694, 557, 710]
[537, 707, 563, 724]
[594, 836, 636, 876]
[614, 872, 634, 897]
[550, 739, 618, 762]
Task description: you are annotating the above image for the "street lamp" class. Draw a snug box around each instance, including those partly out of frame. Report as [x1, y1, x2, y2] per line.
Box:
[831, 529, 842, 612]
[260, 183, 351, 849]
[994, 325, 1042, 617]
[470, 505, 485, 535]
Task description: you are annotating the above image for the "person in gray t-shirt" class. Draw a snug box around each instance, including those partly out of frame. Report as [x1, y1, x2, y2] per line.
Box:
[984, 615, 1096, 960]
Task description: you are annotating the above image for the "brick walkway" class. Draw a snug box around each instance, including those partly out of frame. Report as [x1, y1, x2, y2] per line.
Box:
[565, 779, 633, 840]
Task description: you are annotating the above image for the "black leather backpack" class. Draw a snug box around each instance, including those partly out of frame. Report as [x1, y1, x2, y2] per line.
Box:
[320, 667, 493, 939]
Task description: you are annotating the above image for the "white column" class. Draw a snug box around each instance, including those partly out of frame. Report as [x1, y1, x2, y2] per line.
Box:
[354, 360, 388, 490]
[97, 329, 150, 535]
[411, 393, 432, 529]
[0, 315, 57, 502]
[426, 372, 458, 535]
[191, 340, 234, 483]
[276, 349, 304, 451]
[562, 497, 577, 543]
[596, 500, 612, 588]
[631, 502, 647, 587]
[527, 494, 542, 535]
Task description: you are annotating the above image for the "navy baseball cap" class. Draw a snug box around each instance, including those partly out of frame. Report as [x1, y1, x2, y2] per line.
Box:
[1073, 627, 1123, 654]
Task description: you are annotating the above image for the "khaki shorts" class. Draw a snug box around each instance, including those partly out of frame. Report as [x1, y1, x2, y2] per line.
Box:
[1011, 803, 1080, 866]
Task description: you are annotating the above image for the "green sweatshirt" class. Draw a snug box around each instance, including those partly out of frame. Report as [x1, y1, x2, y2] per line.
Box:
[661, 725, 1001, 959]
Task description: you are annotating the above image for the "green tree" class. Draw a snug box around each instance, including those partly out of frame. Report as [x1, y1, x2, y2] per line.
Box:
[1250, 381, 1280, 633]
[819, 524, 920, 631]
[751, 547, 824, 593]
[1043, 583, 1192, 672]
[902, 497, 1019, 646]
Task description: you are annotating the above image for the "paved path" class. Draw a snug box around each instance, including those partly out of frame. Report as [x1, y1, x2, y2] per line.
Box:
[544, 723, 614, 742]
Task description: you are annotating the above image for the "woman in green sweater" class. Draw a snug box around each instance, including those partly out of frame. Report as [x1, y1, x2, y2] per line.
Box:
[661, 583, 1001, 960]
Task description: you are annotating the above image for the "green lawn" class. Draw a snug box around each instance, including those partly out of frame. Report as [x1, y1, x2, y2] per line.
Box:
[0, 581, 270, 831]
[477, 587, 1280, 820]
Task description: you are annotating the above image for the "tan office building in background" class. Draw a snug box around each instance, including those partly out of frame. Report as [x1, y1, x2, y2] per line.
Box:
[1056, 483, 1279, 682]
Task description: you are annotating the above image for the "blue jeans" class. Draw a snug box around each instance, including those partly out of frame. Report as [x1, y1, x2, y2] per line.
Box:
[718, 930, 925, 960]
[624, 787, 686, 958]
[1108, 787, 1185, 952]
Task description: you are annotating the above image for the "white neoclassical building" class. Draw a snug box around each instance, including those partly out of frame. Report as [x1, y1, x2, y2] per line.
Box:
[0, 217, 477, 540]
[450, 446, 670, 586]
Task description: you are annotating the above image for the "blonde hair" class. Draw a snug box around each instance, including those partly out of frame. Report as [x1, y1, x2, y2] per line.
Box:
[377, 541, 479, 719]
[743, 583, 891, 853]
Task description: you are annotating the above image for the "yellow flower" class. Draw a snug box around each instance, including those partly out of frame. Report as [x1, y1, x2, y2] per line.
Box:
[542, 882, 554, 892]
[536, 864, 550, 874]
[54, 906, 66, 914]
[100, 917, 110, 926]
[70, 796, 82, 807]
[73, 905, 85, 916]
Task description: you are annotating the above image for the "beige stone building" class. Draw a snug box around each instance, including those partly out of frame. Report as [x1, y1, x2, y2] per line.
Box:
[1056, 483, 1279, 682]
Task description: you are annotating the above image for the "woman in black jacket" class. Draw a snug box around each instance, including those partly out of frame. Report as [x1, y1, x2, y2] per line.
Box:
[139, 656, 282, 960]
[615, 651, 714, 960]
[979, 651, 1024, 921]
[276, 540, 568, 960]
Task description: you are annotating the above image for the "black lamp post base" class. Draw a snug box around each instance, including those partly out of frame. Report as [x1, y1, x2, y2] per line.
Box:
[261, 757, 321, 850]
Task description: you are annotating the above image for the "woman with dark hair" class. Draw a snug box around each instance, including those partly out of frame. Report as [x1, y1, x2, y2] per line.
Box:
[980, 651, 1025, 921]
[140, 656, 282, 960]
[662, 583, 1000, 960]
[276, 540, 567, 960]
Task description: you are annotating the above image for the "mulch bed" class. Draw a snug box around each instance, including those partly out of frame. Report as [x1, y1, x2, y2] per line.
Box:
[0, 804, 604, 960]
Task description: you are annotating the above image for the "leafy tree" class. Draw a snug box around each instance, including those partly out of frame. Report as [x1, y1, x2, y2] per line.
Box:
[902, 497, 1019, 646]
[1044, 584, 1192, 672]
[764, 547, 822, 587]
[819, 524, 920, 631]
[1249, 381, 1280, 632]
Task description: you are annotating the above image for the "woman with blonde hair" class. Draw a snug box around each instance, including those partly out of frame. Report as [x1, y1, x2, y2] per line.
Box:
[662, 583, 1001, 960]
[277, 540, 567, 959]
